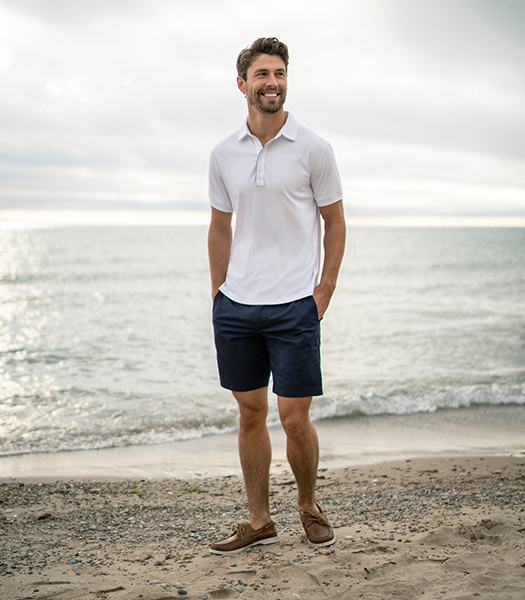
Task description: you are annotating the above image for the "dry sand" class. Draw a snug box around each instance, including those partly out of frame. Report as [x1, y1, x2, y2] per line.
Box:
[1, 455, 524, 600]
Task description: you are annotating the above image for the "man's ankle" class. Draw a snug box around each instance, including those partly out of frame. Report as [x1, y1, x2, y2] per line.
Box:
[298, 501, 318, 514]
[249, 516, 272, 530]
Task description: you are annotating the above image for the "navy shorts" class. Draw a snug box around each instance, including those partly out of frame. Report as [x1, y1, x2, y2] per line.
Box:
[212, 292, 322, 398]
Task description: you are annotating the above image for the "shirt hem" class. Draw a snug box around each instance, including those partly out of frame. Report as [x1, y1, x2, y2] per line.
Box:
[219, 286, 314, 306]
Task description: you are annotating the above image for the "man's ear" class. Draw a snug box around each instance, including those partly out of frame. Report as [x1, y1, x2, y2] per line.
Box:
[237, 76, 246, 95]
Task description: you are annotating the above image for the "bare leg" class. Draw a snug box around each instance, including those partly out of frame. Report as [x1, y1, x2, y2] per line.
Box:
[277, 396, 319, 512]
[233, 387, 272, 529]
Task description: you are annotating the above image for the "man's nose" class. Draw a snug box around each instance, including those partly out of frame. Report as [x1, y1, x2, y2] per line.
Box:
[267, 73, 278, 87]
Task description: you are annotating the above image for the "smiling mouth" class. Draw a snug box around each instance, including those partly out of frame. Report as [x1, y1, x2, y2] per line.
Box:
[260, 91, 280, 99]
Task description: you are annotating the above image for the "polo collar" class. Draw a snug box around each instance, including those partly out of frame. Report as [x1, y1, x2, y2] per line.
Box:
[237, 112, 299, 142]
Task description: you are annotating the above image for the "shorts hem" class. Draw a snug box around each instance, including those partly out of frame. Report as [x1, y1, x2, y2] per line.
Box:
[220, 379, 270, 393]
[272, 385, 323, 398]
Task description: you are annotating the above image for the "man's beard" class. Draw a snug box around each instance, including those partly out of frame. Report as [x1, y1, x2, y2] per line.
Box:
[246, 85, 286, 114]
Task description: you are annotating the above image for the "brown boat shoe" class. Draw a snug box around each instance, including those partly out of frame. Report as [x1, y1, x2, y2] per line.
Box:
[299, 503, 336, 547]
[209, 521, 280, 555]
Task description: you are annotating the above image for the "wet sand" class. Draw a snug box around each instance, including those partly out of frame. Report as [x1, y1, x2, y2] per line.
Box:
[1, 406, 523, 480]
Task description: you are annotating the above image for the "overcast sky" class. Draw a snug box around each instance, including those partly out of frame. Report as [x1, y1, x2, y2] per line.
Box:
[1, 0, 524, 217]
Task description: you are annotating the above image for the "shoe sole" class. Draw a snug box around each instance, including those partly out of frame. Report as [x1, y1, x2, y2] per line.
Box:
[210, 535, 280, 555]
[306, 534, 336, 548]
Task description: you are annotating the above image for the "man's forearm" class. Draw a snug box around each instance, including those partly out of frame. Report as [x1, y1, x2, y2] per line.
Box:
[208, 209, 233, 299]
[320, 213, 346, 289]
[314, 201, 346, 317]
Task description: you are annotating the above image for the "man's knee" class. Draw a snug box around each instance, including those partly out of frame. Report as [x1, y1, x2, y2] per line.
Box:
[234, 388, 269, 428]
[278, 397, 313, 438]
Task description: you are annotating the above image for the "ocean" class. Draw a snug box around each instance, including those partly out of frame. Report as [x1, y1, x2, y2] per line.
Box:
[1, 223, 524, 459]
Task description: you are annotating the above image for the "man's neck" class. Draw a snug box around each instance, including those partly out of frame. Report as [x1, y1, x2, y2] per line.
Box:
[247, 109, 287, 147]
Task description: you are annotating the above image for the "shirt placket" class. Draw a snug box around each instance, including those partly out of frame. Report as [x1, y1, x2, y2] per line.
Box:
[256, 147, 265, 187]
[253, 136, 280, 187]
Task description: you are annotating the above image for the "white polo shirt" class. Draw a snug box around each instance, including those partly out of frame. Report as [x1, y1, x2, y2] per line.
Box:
[208, 113, 342, 305]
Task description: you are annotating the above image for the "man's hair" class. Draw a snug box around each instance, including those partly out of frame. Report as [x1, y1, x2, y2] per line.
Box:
[236, 37, 289, 81]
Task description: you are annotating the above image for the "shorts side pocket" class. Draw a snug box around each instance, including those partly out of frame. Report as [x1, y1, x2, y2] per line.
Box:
[212, 290, 224, 316]
[309, 295, 321, 321]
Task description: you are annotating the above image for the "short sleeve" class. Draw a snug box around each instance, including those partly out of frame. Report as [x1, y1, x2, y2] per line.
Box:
[310, 143, 343, 207]
[208, 150, 234, 213]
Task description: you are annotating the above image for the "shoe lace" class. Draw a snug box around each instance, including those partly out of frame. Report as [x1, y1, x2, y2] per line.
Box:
[302, 509, 329, 527]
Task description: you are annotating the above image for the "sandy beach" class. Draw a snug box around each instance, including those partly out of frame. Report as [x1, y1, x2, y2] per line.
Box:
[1, 452, 524, 600]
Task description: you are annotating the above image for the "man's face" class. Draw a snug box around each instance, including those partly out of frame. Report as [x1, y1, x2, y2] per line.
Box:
[238, 54, 287, 115]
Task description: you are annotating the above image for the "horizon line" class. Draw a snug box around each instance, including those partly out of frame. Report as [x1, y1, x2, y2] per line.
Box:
[1, 209, 525, 228]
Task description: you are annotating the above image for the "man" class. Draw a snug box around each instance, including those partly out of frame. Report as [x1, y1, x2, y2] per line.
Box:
[208, 37, 346, 555]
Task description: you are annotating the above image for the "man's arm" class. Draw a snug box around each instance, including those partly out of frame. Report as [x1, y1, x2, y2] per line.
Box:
[314, 200, 346, 319]
[208, 207, 233, 300]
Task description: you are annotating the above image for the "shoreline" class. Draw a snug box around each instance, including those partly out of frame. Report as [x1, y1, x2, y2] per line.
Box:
[1, 405, 523, 482]
[1, 454, 523, 599]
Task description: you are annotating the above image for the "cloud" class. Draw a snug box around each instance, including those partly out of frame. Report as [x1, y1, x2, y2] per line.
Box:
[0, 0, 524, 216]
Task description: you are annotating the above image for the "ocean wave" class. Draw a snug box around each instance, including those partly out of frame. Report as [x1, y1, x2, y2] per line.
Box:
[1, 377, 523, 457]
[0, 422, 239, 457]
[311, 377, 525, 421]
